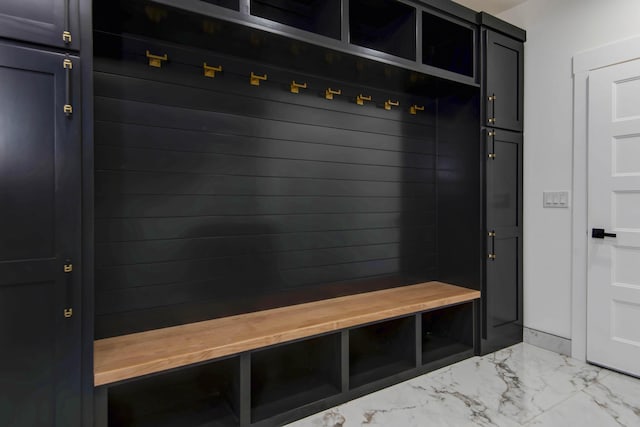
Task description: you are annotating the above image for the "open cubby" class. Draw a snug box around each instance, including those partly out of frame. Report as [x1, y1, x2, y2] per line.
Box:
[422, 12, 475, 77]
[349, 316, 415, 388]
[107, 357, 240, 427]
[349, 0, 416, 60]
[201, 0, 240, 11]
[250, 0, 341, 40]
[421, 302, 474, 365]
[251, 334, 341, 422]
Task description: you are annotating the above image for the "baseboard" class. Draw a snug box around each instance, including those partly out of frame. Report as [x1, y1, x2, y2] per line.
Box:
[523, 327, 571, 356]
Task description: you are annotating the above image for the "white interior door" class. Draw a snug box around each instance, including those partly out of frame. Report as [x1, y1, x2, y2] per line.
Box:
[587, 58, 640, 377]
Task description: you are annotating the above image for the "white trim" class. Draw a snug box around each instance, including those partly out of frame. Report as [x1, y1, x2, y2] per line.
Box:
[571, 36, 640, 361]
[573, 35, 640, 75]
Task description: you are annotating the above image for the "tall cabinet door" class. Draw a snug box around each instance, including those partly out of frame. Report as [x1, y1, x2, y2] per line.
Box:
[482, 129, 523, 354]
[0, 42, 81, 427]
[0, 0, 79, 50]
[485, 30, 524, 132]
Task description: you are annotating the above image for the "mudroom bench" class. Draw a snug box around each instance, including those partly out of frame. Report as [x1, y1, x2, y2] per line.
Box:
[94, 281, 480, 427]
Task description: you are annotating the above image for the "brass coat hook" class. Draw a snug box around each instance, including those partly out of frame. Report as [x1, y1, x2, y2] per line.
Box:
[250, 72, 268, 86]
[325, 88, 341, 100]
[410, 104, 425, 115]
[290, 81, 307, 94]
[384, 99, 400, 110]
[203, 63, 222, 78]
[146, 50, 168, 68]
[356, 94, 372, 105]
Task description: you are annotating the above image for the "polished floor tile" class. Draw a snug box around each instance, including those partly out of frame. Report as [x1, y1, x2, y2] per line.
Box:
[285, 343, 640, 427]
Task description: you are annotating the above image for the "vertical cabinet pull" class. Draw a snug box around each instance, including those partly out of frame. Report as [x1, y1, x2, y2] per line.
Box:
[63, 57, 73, 116]
[487, 129, 496, 159]
[487, 93, 496, 125]
[63, 0, 72, 43]
[488, 231, 496, 260]
[63, 258, 74, 318]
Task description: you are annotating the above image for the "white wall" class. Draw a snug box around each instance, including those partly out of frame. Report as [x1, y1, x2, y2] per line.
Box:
[496, 0, 640, 339]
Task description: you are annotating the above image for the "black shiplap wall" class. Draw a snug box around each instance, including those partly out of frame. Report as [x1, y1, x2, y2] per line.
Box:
[94, 36, 439, 338]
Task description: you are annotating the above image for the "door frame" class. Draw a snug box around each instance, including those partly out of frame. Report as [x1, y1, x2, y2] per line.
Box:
[571, 35, 640, 361]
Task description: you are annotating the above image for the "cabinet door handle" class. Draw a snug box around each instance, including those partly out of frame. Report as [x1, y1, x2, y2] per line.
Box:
[63, 258, 74, 318]
[63, 56, 73, 117]
[487, 93, 496, 125]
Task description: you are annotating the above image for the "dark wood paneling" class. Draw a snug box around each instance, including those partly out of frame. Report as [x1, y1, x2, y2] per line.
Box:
[94, 36, 439, 338]
[435, 88, 482, 291]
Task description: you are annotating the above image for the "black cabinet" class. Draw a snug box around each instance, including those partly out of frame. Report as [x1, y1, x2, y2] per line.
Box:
[482, 129, 523, 354]
[0, 42, 81, 427]
[484, 30, 523, 132]
[0, 0, 79, 49]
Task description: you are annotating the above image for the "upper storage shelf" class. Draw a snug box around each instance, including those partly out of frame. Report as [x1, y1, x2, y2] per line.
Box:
[349, 0, 416, 61]
[422, 10, 475, 78]
[251, 0, 341, 40]
[115, 0, 480, 86]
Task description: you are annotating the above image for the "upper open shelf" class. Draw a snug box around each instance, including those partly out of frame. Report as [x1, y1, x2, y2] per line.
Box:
[422, 11, 475, 77]
[126, 0, 478, 86]
[349, 0, 416, 61]
[250, 0, 341, 40]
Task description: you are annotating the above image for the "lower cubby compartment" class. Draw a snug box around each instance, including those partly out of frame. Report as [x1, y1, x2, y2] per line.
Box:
[251, 334, 341, 423]
[107, 357, 240, 427]
[349, 316, 415, 389]
[422, 302, 474, 365]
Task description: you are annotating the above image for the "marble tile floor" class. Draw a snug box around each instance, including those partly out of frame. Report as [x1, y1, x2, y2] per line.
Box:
[285, 343, 640, 427]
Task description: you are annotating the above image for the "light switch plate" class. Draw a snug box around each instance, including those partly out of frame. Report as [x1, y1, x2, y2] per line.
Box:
[543, 191, 570, 208]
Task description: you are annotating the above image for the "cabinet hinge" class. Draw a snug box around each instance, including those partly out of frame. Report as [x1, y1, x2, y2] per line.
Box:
[63, 31, 72, 44]
[64, 308, 73, 318]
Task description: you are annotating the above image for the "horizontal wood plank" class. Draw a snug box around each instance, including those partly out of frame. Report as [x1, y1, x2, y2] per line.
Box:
[94, 281, 479, 386]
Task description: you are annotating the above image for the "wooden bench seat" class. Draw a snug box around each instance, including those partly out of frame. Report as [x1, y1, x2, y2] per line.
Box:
[94, 281, 480, 386]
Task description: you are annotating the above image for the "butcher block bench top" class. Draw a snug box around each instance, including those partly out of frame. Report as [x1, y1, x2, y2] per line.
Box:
[94, 281, 480, 386]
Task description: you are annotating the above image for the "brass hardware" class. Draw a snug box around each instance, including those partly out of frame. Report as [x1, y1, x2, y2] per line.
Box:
[488, 117, 496, 124]
[63, 104, 73, 115]
[146, 50, 168, 68]
[325, 88, 341, 100]
[63, 59, 73, 69]
[488, 95, 496, 101]
[410, 104, 424, 115]
[488, 254, 497, 260]
[63, 31, 72, 43]
[64, 263, 73, 273]
[488, 130, 496, 137]
[488, 153, 496, 159]
[203, 63, 222, 78]
[488, 231, 496, 237]
[356, 94, 372, 105]
[250, 72, 267, 86]
[64, 308, 73, 318]
[384, 99, 400, 110]
[290, 81, 307, 94]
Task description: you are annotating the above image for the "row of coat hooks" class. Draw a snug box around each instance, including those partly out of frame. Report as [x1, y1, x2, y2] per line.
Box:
[146, 50, 426, 115]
